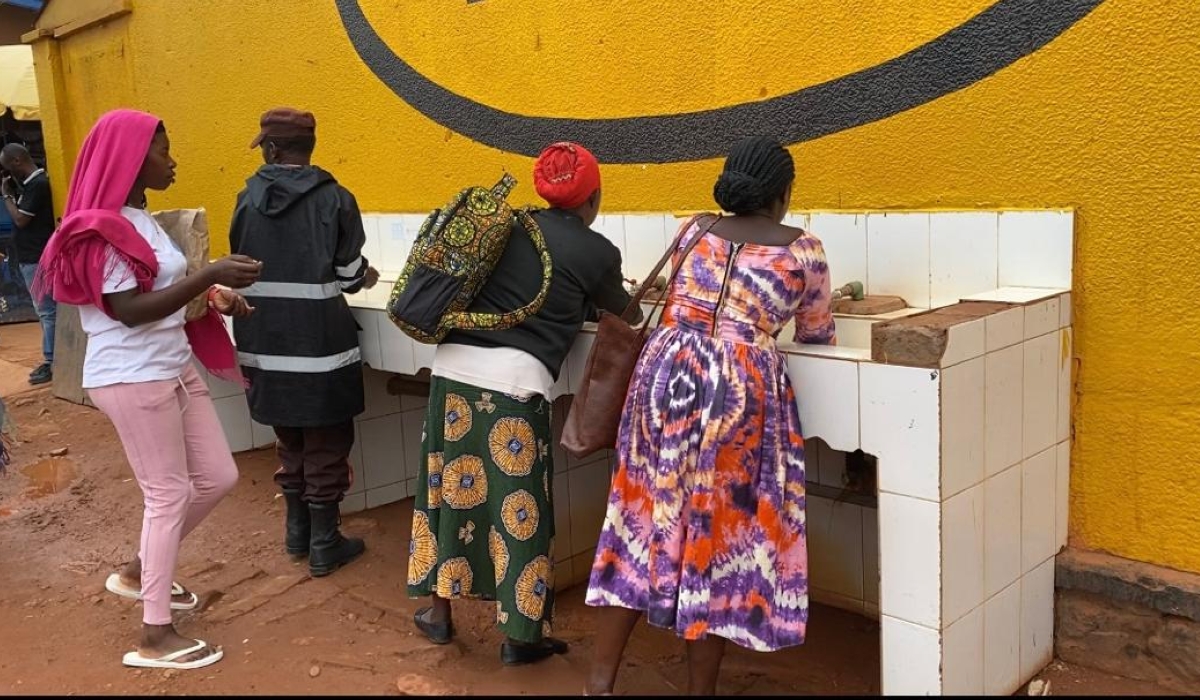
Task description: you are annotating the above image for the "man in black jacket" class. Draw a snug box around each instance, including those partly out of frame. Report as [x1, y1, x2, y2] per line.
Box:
[1, 144, 56, 385]
[229, 108, 379, 577]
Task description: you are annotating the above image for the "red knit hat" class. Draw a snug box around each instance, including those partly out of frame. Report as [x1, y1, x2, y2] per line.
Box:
[533, 142, 600, 209]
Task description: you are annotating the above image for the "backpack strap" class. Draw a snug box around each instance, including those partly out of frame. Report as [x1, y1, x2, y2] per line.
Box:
[440, 207, 553, 332]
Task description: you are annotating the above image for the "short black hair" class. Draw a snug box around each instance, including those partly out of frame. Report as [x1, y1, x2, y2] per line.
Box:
[267, 134, 316, 156]
[713, 136, 795, 215]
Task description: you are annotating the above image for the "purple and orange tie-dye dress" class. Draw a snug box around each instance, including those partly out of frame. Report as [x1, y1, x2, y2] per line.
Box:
[585, 215, 836, 652]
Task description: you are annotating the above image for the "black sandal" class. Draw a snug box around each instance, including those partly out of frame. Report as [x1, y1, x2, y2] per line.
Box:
[500, 637, 569, 666]
[413, 606, 454, 645]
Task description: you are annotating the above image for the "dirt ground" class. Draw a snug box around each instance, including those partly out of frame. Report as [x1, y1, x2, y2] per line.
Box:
[0, 322, 1180, 696]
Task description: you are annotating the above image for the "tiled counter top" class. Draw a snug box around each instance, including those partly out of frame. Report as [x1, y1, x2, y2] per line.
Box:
[205, 207, 1076, 696]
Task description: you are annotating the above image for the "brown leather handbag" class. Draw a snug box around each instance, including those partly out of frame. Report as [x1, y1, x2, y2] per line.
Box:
[560, 214, 718, 459]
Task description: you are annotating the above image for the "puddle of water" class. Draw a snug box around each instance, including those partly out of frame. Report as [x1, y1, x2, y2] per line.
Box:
[21, 457, 78, 498]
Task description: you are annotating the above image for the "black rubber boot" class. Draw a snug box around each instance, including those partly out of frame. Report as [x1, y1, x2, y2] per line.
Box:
[307, 501, 365, 577]
[282, 488, 310, 557]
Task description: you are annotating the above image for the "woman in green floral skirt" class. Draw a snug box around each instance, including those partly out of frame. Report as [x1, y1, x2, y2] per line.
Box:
[405, 141, 640, 665]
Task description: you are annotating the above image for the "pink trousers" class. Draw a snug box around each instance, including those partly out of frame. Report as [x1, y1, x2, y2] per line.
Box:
[89, 363, 239, 625]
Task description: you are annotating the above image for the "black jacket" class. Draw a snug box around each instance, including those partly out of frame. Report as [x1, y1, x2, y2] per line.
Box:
[229, 165, 369, 427]
[445, 208, 634, 380]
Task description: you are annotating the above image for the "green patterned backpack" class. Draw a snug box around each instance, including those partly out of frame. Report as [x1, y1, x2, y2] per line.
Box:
[387, 174, 552, 344]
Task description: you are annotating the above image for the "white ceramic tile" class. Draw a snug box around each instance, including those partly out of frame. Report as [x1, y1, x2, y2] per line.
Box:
[360, 367, 401, 420]
[1057, 329, 1072, 445]
[808, 496, 865, 600]
[251, 420, 276, 450]
[366, 481, 409, 510]
[1023, 333, 1058, 459]
[809, 213, 867, 293]
[784, 343, 873, 362]
[1021, 448, 1057, 574]
[930, 212, 999, 309]
[203, 364, 244, 400]
[863, 505, 881, 605]
[881, 615, 942, 696]
[1021, 557, 1056, 682]
[552, 469, 572, 560]
[622, 214, 670, 283]
[377, 317, 417, 375]
[412, 340, 436, 373]
[353, 308, 383, 369]
[832, 316, 874, 350]
[963, 287, 1066, 305]
[879, 493, 941, 628]
[985, 307, 1024, 352]
[866, 213, 931, 309]
[593, 215, 627, 259]
[1023, 297, 1060, 340]
[213, 396, 253, 453]
[998, 211, 1073, 289]
[942, 357, 986, 498]
[341, 491, 367, 515]
[942, 605, 985, 696]
[1056, 440, 1070, 551]
[783, 212, 810, 233]
[402, 410, 425, 483]
[358, 413, 405, 489]
[941, 318, 985, 368]
[985, 344, 1023, 477]
[1059, 292, 1072, 328]
[816, 439, 847, 489]
[985, 465, 1022, 598]
[862, 363, 941, 501]
[788, 354, 860, 453]
[942, 483, 985, 626]
[377, 215, 413, 272]
[359, 214, 383, 274]
[984, 580, 1022, 696]
[567, 460, 611, 558]
[811, 589, 865, 615]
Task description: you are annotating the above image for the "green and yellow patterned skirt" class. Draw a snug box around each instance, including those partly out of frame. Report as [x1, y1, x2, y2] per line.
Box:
[407, 376, 556, 643]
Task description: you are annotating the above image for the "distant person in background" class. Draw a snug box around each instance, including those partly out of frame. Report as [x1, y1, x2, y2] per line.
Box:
[229, 107, 379, 578]
[1, 143, 57, 385]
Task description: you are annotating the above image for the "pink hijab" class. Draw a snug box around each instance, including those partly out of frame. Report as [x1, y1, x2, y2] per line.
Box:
[36, 109, 245, 386]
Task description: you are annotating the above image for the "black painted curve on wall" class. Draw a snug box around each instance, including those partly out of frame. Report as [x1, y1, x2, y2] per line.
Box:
[335, 0, 1107, 163]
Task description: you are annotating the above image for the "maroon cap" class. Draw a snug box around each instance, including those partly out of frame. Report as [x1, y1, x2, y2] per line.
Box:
[249, 107, 316, 148]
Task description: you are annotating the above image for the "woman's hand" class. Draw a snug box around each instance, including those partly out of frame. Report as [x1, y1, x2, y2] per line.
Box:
[212, 289, 254, 317]
[206, 255, 262, 289]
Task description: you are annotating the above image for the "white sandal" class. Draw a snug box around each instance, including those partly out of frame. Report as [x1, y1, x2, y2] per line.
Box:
[104, 572, 199, 611]
[122, 639, 223, 670]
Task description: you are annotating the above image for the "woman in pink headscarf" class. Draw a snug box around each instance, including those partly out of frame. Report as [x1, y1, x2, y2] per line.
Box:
[37, 110, 261, 670]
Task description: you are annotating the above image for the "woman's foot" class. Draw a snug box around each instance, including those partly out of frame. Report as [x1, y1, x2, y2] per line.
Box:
[413, 606, 454, 645]
[120, 557, 195, 607]
[137, 624, 222, 665]
[500, 636, 569, 666]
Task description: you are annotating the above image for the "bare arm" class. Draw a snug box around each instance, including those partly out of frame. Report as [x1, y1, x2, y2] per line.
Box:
[106, 255, 262, 328]
[2, 196, 31, 229]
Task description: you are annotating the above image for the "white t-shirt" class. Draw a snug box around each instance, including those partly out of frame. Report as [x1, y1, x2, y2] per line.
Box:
[432, 344, 554, 399]
[80, 207, 193, 389]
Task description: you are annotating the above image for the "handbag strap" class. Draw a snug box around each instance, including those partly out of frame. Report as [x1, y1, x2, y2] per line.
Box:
[622, 213, 721, 337]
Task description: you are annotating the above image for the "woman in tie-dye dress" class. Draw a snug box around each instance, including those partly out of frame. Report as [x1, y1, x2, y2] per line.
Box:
[584, 137, 836, 696]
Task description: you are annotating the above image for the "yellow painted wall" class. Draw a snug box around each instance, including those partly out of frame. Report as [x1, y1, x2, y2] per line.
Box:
[30, 1, 1200, 573]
